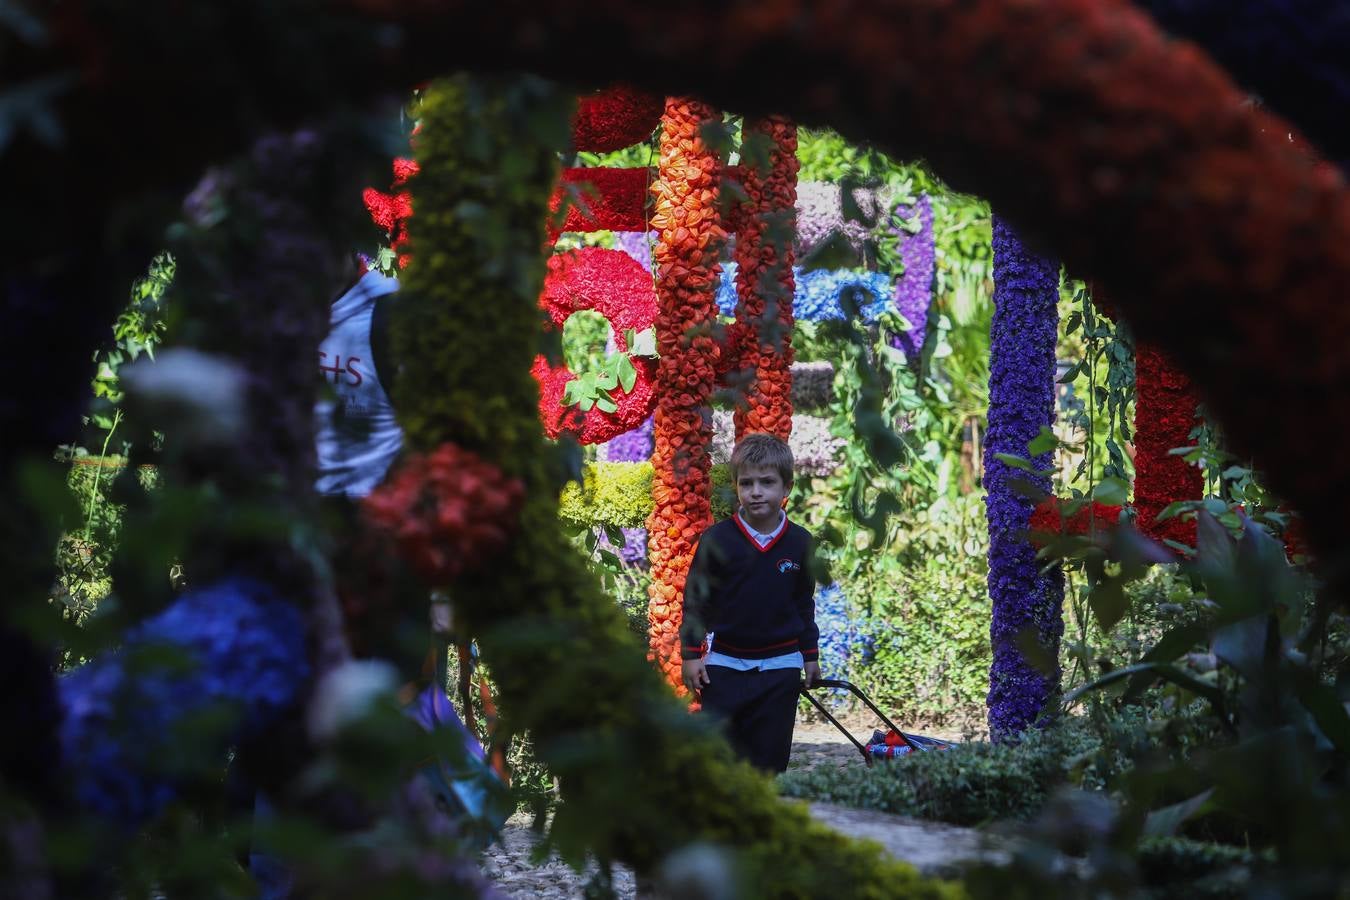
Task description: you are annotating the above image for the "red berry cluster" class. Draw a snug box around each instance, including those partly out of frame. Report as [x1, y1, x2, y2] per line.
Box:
[363, 442, 524, 584]
[646, 98, 727, 690]
[571, 85, 663, 153]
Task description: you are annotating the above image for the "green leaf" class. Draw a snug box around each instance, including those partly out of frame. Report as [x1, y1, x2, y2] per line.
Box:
[1057, 361, 1084, 384]
[1027, 425, 1060, 457]
[1088, 577, 1128, 632]
[595, 369, 619, 392]
[1144, 789, 1215, 838]
[617, 354, 637, 394]
[993, 452, 1051, 475]
[594, 394, 618, 414]
[1093, 477, 1130, 506]
[1064, 311, 1082, 335]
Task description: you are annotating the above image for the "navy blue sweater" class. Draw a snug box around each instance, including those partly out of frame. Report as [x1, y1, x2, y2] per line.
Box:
[679, 517, 819, 662]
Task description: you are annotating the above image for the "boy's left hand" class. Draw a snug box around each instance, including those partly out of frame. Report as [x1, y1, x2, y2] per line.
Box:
[803, 661, 821, 688]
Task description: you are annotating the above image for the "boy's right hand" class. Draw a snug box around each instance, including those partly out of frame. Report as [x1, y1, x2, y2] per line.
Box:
[682, 658, 711, 694]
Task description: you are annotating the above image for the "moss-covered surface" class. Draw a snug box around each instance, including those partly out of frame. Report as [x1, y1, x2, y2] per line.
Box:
[387, 74, 961, 898]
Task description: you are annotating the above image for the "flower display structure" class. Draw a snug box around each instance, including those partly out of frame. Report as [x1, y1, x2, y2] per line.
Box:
[558, 461, 736, 529]
[729, 116, 799, 442]
[984, 217, 1064, 741]
[794, 180, 891, 263]
[791, 360, 836, 411]
[888, 193, 936, 361]
[716, 263, 892, 323]
[571, 84, 663, 153]
[646, 97, 727, 689]
[1028, 497, 1125, 543]
[711, 409, 842, 478]
[614, 230, 655, 272]
[364, 442, 525, 584]
[1134, 344, 1202, 549]
[533, 247, 659, 444]
[547, 166, 649, 239]
[386, 78, 946, 895]
[59, 578, 307, 824]
[600, 412, 653, 463]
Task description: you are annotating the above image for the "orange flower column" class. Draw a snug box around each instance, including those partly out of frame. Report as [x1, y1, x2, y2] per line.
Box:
[731, 117, 799, 442]
[646, 98, 726, 689]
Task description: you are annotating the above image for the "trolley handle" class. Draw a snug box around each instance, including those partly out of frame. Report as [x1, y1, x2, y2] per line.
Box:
[798, 677, 907, 767]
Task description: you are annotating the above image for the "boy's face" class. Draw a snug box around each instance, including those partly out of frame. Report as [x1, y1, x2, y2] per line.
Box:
[736, 464, 788, 525]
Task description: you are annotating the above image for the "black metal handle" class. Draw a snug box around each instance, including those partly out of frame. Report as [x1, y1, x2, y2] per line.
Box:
[798, 677, 912, 766]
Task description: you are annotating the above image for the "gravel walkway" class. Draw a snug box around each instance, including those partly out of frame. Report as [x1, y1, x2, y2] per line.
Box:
[479, 723, 1000, 897]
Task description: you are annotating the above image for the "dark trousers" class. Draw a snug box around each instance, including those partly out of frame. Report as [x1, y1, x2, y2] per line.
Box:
[699, 665, 800, 773]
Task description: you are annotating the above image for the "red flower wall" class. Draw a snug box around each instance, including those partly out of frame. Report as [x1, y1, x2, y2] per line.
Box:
[1135, 345, 1202, 548]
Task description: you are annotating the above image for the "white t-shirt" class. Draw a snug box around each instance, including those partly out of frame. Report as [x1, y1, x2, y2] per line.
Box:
[313, 271, 403, 498]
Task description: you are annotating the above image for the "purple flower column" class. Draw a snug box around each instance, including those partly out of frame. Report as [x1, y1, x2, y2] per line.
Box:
[889, 194, 935, 361]
[984, 216, 1064, 741]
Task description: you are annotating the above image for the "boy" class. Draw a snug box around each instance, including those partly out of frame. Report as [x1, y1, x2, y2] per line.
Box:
[680, 433, 820, 773]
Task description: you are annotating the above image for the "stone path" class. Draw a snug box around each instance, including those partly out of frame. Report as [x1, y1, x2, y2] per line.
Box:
[479, 724, 1005, 897]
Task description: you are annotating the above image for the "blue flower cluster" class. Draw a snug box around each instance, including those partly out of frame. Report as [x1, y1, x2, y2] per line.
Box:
[815, 584, 876, 675]
[983, 217, 1065, 741]
[59, 578, 309, 823]
[716, 263, 893, 323]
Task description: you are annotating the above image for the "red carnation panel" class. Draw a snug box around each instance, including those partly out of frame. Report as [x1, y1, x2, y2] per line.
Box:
[572, 85, 663, 153]
[547, 167, 649, 239]
[532, 248, 659, 445]
[1135, 345, 1203, 549]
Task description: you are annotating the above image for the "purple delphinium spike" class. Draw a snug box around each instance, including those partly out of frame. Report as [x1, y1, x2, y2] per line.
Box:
[601, 414, 653, 463]
[984, 216, 1064, 742]
[888, 194, 935, 361]
[614, 230, 654, 272]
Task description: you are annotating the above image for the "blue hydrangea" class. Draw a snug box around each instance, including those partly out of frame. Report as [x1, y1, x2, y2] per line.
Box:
[59, 578, 309, 823]
[717, 263, 893, 323]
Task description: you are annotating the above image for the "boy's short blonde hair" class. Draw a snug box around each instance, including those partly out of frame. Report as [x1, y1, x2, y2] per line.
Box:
[730, 433, 794, 486]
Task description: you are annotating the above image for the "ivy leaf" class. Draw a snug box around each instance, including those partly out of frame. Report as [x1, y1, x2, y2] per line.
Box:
[617, 354, 637, 394]
[578, 396, 596, 412]
[594, 394, 618, 414]
[595, 368, 619, 392]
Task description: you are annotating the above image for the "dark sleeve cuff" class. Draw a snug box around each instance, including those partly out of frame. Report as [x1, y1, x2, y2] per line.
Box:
[681, 646, 705, 661]
[802, 647, 819, 662]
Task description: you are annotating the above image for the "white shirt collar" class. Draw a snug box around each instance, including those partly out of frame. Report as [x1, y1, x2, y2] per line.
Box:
[736, 509, 787, 547]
